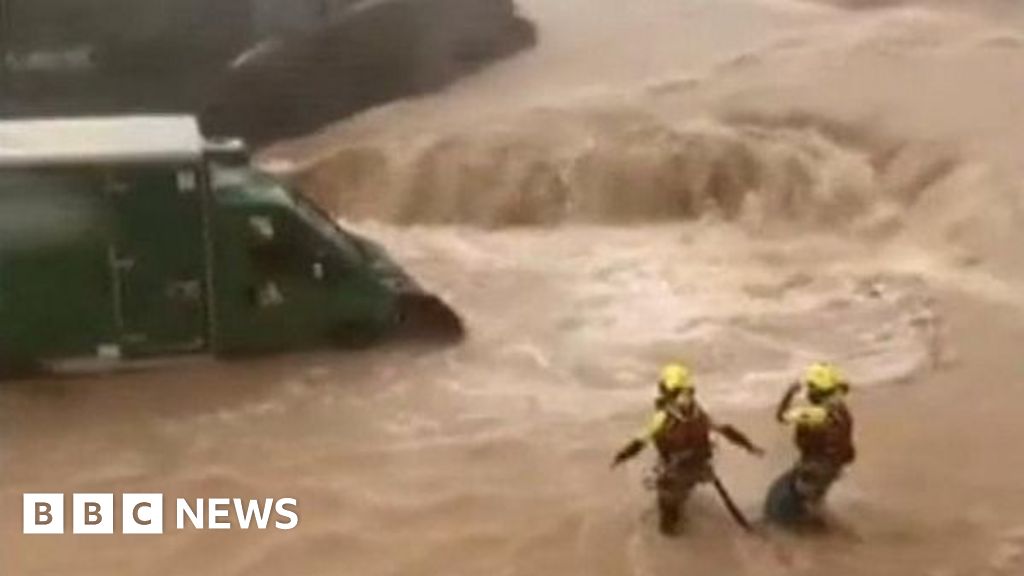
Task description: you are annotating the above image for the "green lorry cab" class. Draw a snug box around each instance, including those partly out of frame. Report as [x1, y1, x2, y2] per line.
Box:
[0, 116, 462, 376]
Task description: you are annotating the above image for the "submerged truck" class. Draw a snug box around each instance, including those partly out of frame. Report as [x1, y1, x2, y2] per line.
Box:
[0, 115, 463, 376]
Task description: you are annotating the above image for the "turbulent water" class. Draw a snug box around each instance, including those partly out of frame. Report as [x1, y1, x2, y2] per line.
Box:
[4, 0, 1024, 574]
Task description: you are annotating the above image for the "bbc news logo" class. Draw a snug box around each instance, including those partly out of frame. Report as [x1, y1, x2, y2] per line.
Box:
[23, 494, 299, 534]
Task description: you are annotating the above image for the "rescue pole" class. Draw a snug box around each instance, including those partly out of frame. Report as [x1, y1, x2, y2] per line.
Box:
[709, 472, 754, 533]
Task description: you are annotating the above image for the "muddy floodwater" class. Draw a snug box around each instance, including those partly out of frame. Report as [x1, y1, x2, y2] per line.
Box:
[4, 0, 1024, 574]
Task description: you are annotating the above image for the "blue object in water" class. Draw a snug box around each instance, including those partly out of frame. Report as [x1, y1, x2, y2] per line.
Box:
[764, 467, 811, 527]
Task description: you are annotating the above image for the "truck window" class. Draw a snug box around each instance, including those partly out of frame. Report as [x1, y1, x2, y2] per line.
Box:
[211, 164, 364, 266]
[248, 213, 310, 279]
[290, 194, 364, 267]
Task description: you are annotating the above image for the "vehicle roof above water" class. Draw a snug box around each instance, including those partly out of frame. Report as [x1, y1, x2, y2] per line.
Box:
[0, 116, 206, 168]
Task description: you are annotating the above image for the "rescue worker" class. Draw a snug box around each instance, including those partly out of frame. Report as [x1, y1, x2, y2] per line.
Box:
[612, 363, 764, 535]
[775, 362, 855, 513]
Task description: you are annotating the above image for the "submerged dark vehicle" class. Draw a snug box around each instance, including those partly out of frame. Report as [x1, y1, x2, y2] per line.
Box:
[0, 0, 536, 144]
[0, 115, 463, 377]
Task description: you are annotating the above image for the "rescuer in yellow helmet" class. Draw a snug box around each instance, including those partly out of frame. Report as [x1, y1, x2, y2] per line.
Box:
[612, 363, 764, 535]
[774, 362, 855, 513]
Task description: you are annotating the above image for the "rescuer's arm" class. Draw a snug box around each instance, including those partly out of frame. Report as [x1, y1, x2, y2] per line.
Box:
[611, 410, 667, 468]
[780, 406, 829, 427]
[611, 439, 646, 468]
[713, 423, 765, 457]
[775, 382, 802, 423]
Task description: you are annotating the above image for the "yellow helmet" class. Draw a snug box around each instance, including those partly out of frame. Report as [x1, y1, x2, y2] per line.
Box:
[660, 363, 693, 393]
[804, 362, 842, 393]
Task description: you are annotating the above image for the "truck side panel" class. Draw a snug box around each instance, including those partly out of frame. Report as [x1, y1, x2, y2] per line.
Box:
[110, 165, 208, 356]
[0, 167, 118, 360]
[0, 164, 210, 363]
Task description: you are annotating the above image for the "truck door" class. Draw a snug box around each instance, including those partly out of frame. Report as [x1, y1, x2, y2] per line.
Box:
[110, 166, 208, 356]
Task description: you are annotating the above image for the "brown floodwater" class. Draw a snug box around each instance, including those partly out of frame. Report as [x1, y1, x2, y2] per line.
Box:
[4, 0, 1024, 574]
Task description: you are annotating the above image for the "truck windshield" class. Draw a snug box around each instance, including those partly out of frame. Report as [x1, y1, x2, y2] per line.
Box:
[289, 188, 366, 266]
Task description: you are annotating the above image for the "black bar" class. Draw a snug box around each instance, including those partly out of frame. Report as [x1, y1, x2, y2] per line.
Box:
[710, 473, 755, 533]
[0, 0, 9, 107]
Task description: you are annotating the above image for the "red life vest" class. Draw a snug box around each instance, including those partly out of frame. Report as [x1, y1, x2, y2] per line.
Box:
[795, 402, 855, 465]
[654, 404, 713, 463]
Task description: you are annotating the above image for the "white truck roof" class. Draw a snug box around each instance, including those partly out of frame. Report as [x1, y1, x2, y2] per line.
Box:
[0, 116, 205, 167]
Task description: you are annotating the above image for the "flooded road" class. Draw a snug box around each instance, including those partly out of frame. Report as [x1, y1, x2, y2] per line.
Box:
[4, 0, 1024, 574]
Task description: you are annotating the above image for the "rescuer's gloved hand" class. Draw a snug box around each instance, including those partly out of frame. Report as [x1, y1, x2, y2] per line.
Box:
[611, 439, 646, 468]
[716, 424, 765, 457]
